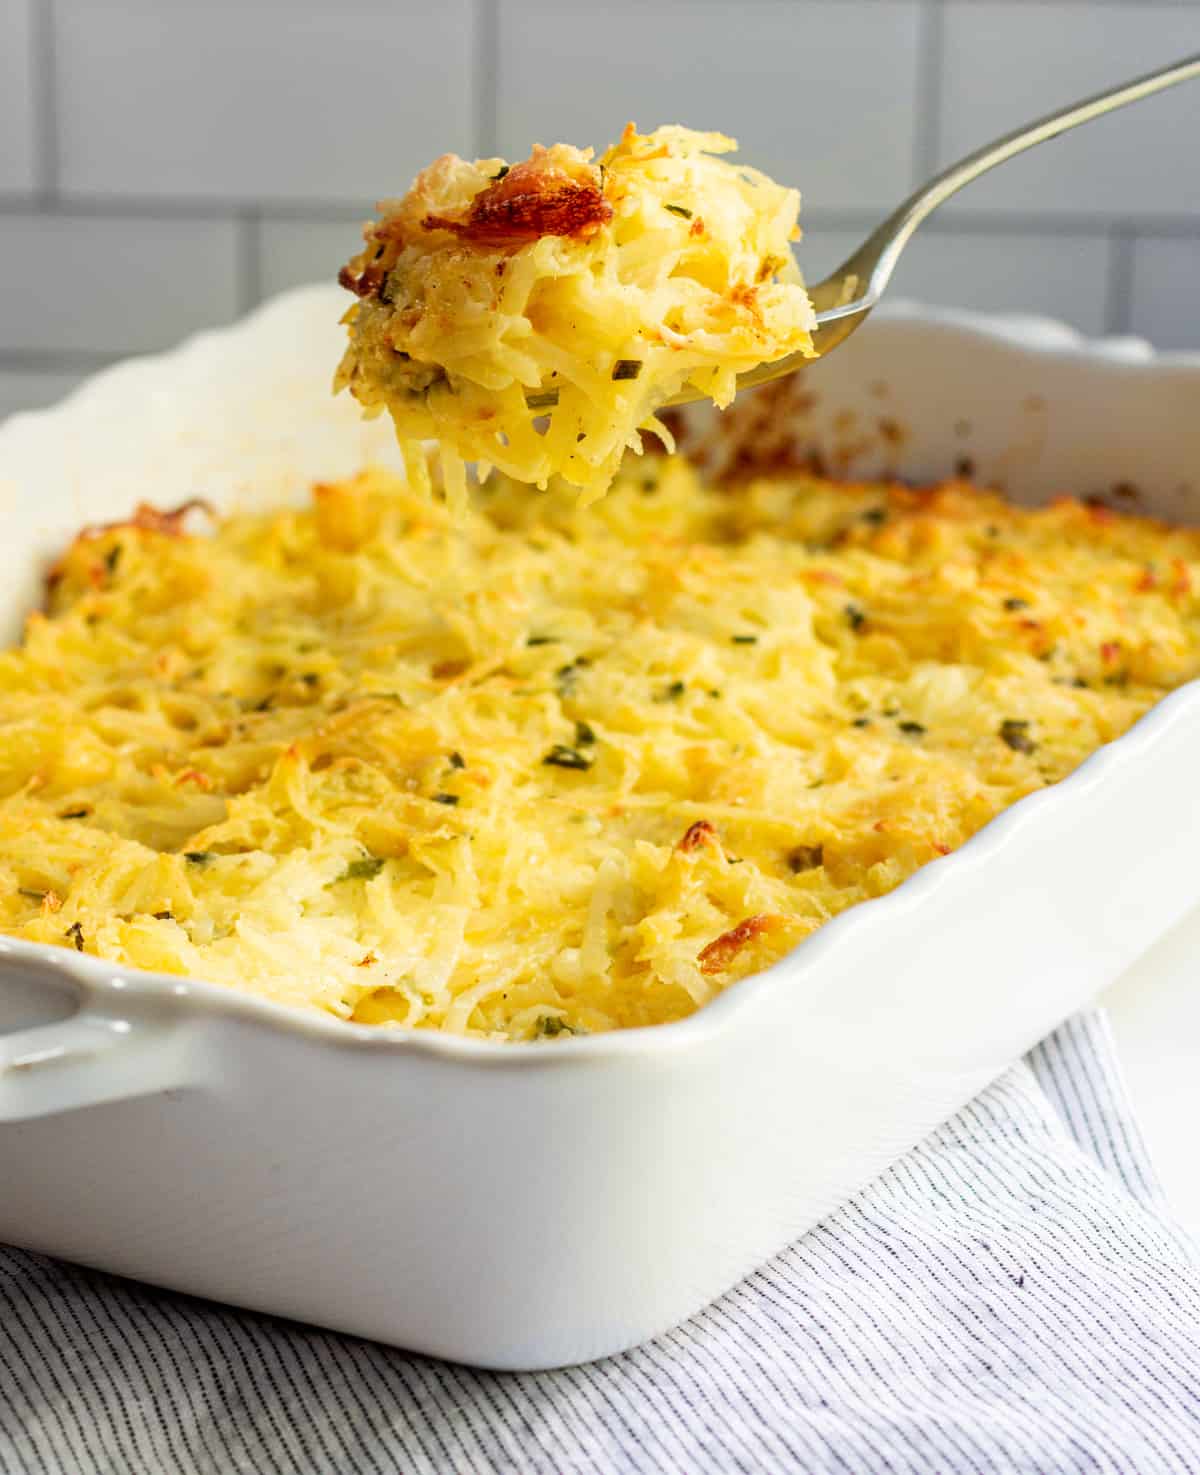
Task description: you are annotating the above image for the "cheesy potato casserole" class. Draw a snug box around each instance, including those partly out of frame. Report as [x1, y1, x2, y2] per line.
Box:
[335, 125, 816, 507]
[1, 461, 1198, 1039]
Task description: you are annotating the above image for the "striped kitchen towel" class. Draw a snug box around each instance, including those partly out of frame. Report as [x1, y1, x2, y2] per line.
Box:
[3, 1010, 1200, 1475]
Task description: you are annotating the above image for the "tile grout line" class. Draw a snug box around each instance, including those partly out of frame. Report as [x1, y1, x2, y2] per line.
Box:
[474, 0, 498, 158]
[31, 0, 59, 201]
[0, 349, 124, 372]
[237, 207, 262, 314]
[0, 194, 374, 223]
[913, 0, 945, 186]
[803, 213, 1200, 239]
[0, 193, 1194, 239]
[940, 0, 1199, 5]
[1105, 225, 1136, 337]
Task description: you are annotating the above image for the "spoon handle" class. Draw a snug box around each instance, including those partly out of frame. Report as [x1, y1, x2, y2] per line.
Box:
[665, 53, 1200, 402]
[846, 52, 1200, 315]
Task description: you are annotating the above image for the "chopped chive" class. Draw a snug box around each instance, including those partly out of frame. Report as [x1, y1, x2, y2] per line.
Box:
[851, 716, 871, 728]
[448, 751, 465, 769]
[664, 204, 693, 219]
[1004, 597, 1030, 612]
[861, 507, 887, 526]
[58, 807, 90, 820]
[898, 720, 926, 736]
[18, 889, 44, 902]
[787, 843, 824, 874]
[490, 164, 510, 180]
[999, 719, 1036, 754]
[574, 720, 596, 746]
[526, 635, 558, 646]
[104, 545, 122, 575]
[525, 389, 560, 409]
[656, 679, 686, 702]
[183, 851, 214, 866]
[612, 359, 643, 381]
[153, 910, 174, 921]
[65, 922, 85, 951]
[731, 634, 758, 645]
[535, 1015, 578, 1038]
[554, 656, 590, 696]
[339, 856, 386, 882]
[432, 793, 460, 806]
[543, 745, 592, 771]
[845, 603, 866, 632]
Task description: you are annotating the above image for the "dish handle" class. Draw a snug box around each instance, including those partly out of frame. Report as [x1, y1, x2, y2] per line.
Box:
[0, 953, 193, 1124]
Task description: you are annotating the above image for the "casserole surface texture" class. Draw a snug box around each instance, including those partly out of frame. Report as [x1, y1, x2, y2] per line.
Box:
[2, 287, 1199, 1370]
[3, 452, 1200, 1037]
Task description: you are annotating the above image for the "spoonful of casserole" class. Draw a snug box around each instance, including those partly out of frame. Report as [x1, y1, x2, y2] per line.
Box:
[335, 124, 816, 505]
[336, 55, 1199, 505]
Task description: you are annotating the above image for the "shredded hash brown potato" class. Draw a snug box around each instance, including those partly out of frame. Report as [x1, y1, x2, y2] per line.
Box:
[3, 460, 1200, 1039]
[335, 125, 816, 505]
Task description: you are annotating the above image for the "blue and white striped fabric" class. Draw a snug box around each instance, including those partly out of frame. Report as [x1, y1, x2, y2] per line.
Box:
[3, 1011, 1200, 1475]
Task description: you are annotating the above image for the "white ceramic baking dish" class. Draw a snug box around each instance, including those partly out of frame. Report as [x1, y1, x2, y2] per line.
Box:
[1, 287, 1199, 1372]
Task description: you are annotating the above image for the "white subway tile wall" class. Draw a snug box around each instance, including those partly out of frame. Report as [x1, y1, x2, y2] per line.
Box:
[0, 0, 37, 195]
[938, 5, 1200, 220]
[0, 215, 240, 355]
[0, 0, 1196, 419]
[256, 217, 370, 300]
[0, 370, 84, 422]
[800, 226, 1115, 335]
[53, 0, 476, 205]
[496, 0, 926, 212]
[1130, 236, 1200, 351]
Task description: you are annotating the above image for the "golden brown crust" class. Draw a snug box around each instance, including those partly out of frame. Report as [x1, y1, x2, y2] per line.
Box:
[82, 499, 214, 541]
[697, 913, 785, 975]
[676, 819, 719, 854]
[421, 149, 612, 249]
[45, 499, 213, 594]
[337, 262, 377, 299]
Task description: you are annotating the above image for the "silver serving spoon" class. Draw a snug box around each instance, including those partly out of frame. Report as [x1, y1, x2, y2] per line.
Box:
[666, 52, 1200, 405]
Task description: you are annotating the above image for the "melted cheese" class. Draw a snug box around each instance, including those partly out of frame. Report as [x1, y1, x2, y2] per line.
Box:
[2, 462, 1199, 1039]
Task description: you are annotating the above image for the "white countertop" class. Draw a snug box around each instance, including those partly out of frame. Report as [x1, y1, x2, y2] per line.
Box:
[1103, 903, 1200, 1238]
